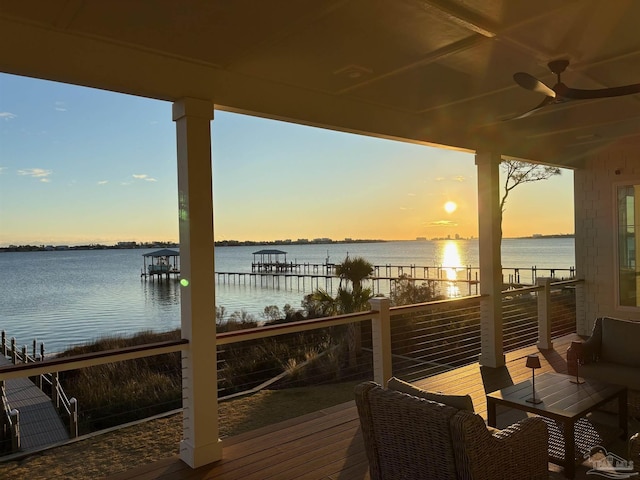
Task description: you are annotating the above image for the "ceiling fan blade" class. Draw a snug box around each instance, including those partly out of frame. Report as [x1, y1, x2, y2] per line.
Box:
[563, 83, 640, 99]
[507, 96, 556, 121]
[513, 72, 556, 98]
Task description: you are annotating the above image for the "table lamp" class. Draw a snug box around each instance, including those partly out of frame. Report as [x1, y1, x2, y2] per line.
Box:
[570, 341, 585, 384]
[525, 354, 542, 404]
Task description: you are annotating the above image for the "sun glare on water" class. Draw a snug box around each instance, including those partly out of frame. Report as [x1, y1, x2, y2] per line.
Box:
[442, 241, 462, 296]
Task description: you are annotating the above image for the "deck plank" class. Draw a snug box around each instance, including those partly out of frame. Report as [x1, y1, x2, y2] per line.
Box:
[106, 333, 604, 480]
[0, 355, 69, 451]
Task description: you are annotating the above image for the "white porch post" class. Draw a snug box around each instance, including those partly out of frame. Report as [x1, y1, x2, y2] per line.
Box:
[173, 97, 222, 467]
[369, 297, 392, 385]
[475, 152, 505, 368]
[536, 277, 553, 349]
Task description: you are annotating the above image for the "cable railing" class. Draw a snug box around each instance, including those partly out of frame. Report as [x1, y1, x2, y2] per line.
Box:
[501, 278, 580, 353]
[0, 278, 581, 457]
[389, 296, 482, 381]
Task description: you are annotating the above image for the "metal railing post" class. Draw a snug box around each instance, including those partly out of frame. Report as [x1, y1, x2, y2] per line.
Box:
[69, 397, 78, 438]
[10, 408, 19, 452]
[536, 277, 553, 349]
[52, 373, 60, 408]
[369, 297, 392, 386]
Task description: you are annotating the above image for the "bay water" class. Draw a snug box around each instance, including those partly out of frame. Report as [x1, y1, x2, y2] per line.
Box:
[0, 238, 574, 353]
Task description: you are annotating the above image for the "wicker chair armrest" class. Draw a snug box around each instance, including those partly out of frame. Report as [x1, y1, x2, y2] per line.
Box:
[567, 332, 601, 375]
[491, 417, 549, 480]
[453, 413, 548, 480]
[581, 335, 601, 362]
[567, 341, 600, 375]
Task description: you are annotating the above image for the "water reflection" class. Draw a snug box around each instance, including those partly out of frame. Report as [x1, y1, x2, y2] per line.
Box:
[141, 279, 181, 309]
[441, 241, 462, 297]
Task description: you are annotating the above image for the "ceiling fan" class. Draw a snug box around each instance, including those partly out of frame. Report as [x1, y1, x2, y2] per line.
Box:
[511, 59, 640, 119]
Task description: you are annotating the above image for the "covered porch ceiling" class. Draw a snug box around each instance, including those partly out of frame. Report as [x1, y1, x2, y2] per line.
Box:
[1, 0, 640, 167]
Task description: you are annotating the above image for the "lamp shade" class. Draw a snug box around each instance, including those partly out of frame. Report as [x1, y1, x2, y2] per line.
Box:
[526, 354, 541, 369]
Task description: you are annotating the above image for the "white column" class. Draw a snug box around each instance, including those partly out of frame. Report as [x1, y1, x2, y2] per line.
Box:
[475, 152, 505, 367]
[536, 277, 553, 349]
[369, 297, 392, 385]
[173, 97, 221, 467]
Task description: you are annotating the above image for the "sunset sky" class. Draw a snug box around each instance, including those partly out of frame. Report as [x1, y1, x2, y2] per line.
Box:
[0, 73, 574, 246]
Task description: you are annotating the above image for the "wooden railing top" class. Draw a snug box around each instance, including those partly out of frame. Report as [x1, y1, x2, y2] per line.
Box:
[217, 310, 376, 345]
[0, 339, 188, 381]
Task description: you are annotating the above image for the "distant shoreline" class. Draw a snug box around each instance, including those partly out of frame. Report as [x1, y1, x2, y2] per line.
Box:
[0, 234, 574, 253]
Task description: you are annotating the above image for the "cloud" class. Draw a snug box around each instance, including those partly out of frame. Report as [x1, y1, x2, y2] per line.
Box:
[18, 168, 53, 180]
[0, 167, 6, 174]
[407, 193, 416, 197]
[452, 175, 465, 182]
[0, 112, 16, 120]
[429, 220, 458, 227]
[97, 180, 108, 185]
[54, 101, 67, 112]
[132, 173, 157, 182]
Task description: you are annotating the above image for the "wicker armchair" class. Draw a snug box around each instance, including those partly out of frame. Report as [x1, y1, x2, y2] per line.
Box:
[355, 381, 549, 480]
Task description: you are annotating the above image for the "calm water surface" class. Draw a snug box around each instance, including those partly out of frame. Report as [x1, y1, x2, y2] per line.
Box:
[0, 239, 574, 352]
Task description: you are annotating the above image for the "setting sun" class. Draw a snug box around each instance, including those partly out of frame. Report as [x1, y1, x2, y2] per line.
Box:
[444, 201, 457, 214]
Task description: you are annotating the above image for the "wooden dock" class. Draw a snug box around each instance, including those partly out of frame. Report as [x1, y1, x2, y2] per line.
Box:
[215, 270, 480, 297]
[0, 356, 69, 451]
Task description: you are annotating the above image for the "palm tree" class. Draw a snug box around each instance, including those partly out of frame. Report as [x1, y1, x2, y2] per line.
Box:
[335, 256, 374, 367]
[303, 256, 374, 368]
[335, 256, 374, 299]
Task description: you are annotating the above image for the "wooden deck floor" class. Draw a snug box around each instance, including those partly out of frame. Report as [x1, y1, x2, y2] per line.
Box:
[107, 333, 628, 480]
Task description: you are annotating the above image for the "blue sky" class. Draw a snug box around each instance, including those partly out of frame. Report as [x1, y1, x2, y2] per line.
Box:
[0, 73, 574, 246]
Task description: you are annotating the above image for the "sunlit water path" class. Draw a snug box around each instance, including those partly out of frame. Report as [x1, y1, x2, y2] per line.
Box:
[0, 238, 574, 352]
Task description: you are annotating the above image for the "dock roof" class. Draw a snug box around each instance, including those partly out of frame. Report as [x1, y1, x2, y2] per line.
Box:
[143, 249, 180, 257]
[252, 249, 287, 255]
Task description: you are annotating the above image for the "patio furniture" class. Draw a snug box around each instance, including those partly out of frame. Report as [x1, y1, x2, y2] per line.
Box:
[486, 372, 627, 479]
[567, 317, 640, 416]
[355, 381, 548, 480]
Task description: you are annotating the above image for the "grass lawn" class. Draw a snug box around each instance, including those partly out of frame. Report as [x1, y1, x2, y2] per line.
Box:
[0, 381, 362, 479]
[219, 381, 361, 437]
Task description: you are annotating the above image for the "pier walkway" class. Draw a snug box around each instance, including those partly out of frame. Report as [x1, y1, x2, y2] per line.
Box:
[0, 356, 69, 451]
[217, 263, 575, 297]
[216, 270, 481, 297]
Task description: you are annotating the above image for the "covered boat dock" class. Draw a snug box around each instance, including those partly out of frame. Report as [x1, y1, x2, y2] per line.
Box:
[142, 249, 180, 280]
[251, 249, 296, 272]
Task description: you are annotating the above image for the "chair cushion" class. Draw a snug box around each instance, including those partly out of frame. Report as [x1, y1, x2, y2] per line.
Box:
[579, 362, 640, 391]
[387, 376, 475, 412]
[601, 317, 640, 367]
